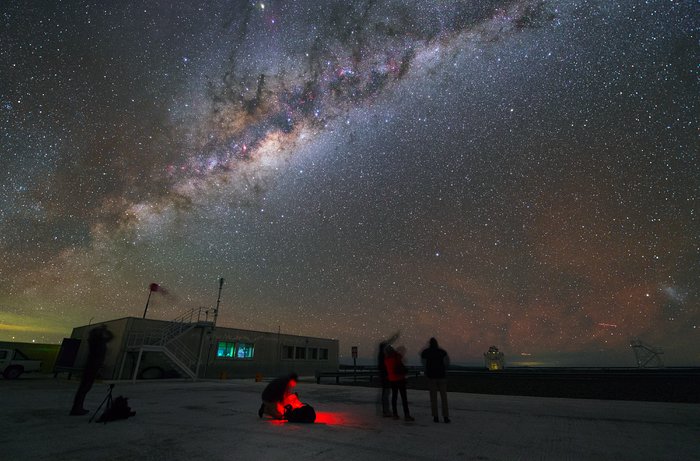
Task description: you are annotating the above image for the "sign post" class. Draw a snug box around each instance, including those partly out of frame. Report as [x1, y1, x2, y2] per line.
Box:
[351, 346, 358, 383]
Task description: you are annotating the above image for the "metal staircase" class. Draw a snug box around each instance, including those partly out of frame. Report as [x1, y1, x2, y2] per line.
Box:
[122, 307, 213, 381]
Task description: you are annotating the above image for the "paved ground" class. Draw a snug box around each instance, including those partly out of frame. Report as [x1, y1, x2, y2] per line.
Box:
[1, 376, 698, 460]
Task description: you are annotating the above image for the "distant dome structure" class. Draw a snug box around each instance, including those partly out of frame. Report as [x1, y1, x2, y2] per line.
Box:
[484, 346, 505, 371]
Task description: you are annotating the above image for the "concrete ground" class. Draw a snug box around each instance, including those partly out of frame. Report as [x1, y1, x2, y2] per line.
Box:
[1, 376, 698, 461]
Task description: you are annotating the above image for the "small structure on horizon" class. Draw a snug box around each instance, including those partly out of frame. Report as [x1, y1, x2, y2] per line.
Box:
[484, 346, 505, 371]
[630, 338, 664, 368]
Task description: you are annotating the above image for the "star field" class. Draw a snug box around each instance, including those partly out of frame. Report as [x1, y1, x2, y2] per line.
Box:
[1, 0, 697, 366]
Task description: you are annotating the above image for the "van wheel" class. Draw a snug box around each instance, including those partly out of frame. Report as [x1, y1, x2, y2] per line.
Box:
[139, 366, 164, 379]
[3, 366, 23, 379]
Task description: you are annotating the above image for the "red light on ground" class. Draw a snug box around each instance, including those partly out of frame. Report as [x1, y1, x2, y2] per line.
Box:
[314, 411, 344, 425]
[264, 411, 345, 426]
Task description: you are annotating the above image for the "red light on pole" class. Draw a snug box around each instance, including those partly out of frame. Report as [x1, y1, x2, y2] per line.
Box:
[143, 283, 167, 319]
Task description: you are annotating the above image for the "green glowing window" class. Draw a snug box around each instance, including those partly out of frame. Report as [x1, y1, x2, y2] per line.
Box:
[217, 341, 254, 359]
[236, 342, 254, 359]
[217, 341, 236, 358]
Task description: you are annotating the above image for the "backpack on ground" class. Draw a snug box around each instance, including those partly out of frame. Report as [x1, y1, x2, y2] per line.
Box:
[97, 396, 136, 423]
[284, 403, 316, 423]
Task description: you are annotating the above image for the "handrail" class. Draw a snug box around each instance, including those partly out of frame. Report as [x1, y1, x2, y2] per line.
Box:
[126, 307, 212, 380]
[157, 307, 209, 345]
[316, 368, 422, 384]
[166, 338, 197, 367]
[127, 307, 210, 348]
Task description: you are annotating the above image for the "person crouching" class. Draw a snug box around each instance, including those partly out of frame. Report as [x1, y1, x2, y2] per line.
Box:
[258, 372, 299, 419]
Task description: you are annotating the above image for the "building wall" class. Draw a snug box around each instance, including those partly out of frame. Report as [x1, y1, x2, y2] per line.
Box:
[69, 317, 339, 380]
[205, 327, 339, 379]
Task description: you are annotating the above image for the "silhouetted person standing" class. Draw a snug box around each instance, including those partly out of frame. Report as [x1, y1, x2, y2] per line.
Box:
[377, 331, 400, 417]
[70, 324, 113, 416]
[421, 337, 450, 423]
[385, 345, 414, 421]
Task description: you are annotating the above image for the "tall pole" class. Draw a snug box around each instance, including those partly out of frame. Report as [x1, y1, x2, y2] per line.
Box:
[142, 290, 153, 319]
[213, 277, 224, 327]
[204, 277, 224, 378]
[276, 325, 281, 376]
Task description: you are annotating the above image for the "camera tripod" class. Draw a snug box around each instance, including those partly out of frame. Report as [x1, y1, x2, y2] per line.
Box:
[89, 383, 114, 423]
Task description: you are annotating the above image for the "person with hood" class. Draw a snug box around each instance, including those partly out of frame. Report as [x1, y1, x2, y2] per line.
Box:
[70, 324, 113, 416]
[377, 331, 400, 417]
[385, 345, 414, 421]
[421, 337, 450, 423]
[258, 372, 299, 419]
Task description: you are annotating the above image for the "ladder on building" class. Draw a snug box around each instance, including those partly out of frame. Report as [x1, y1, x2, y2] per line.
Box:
[121, 307, 213, 381]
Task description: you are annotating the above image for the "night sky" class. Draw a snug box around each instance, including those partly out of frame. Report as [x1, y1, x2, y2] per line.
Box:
[1, 0, 698, 366]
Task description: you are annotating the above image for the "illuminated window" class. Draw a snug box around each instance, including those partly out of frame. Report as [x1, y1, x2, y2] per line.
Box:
[236, 342, 254, 359]
[319, 348, 329, 360]
[295, 347, 306, 360]
[217, 341, 236, 358]
[282, 346, 294, 359]
[217, 341, 254, 359]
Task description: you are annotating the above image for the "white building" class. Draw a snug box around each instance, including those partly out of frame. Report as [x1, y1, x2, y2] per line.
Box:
[61, 309, 338, 381]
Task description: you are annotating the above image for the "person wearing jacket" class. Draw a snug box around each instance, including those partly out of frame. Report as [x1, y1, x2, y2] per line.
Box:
[385, 345, 414, 422]
[421, 337, 450, 423]
[70, 325, 113, 416]
[377, 331, 400, 417]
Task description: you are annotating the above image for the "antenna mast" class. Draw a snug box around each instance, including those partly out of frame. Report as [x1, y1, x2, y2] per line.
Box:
[213, 277, 224, 327]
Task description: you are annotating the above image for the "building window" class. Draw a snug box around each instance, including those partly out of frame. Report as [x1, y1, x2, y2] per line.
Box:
[217, 341, 236, 358]
[282, 345, 327, 360]
[217, 341, 254, 359]
[236, 342, 254, 359]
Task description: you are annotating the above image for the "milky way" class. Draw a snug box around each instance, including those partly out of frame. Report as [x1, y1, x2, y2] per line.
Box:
[1, 0, 698, 366]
